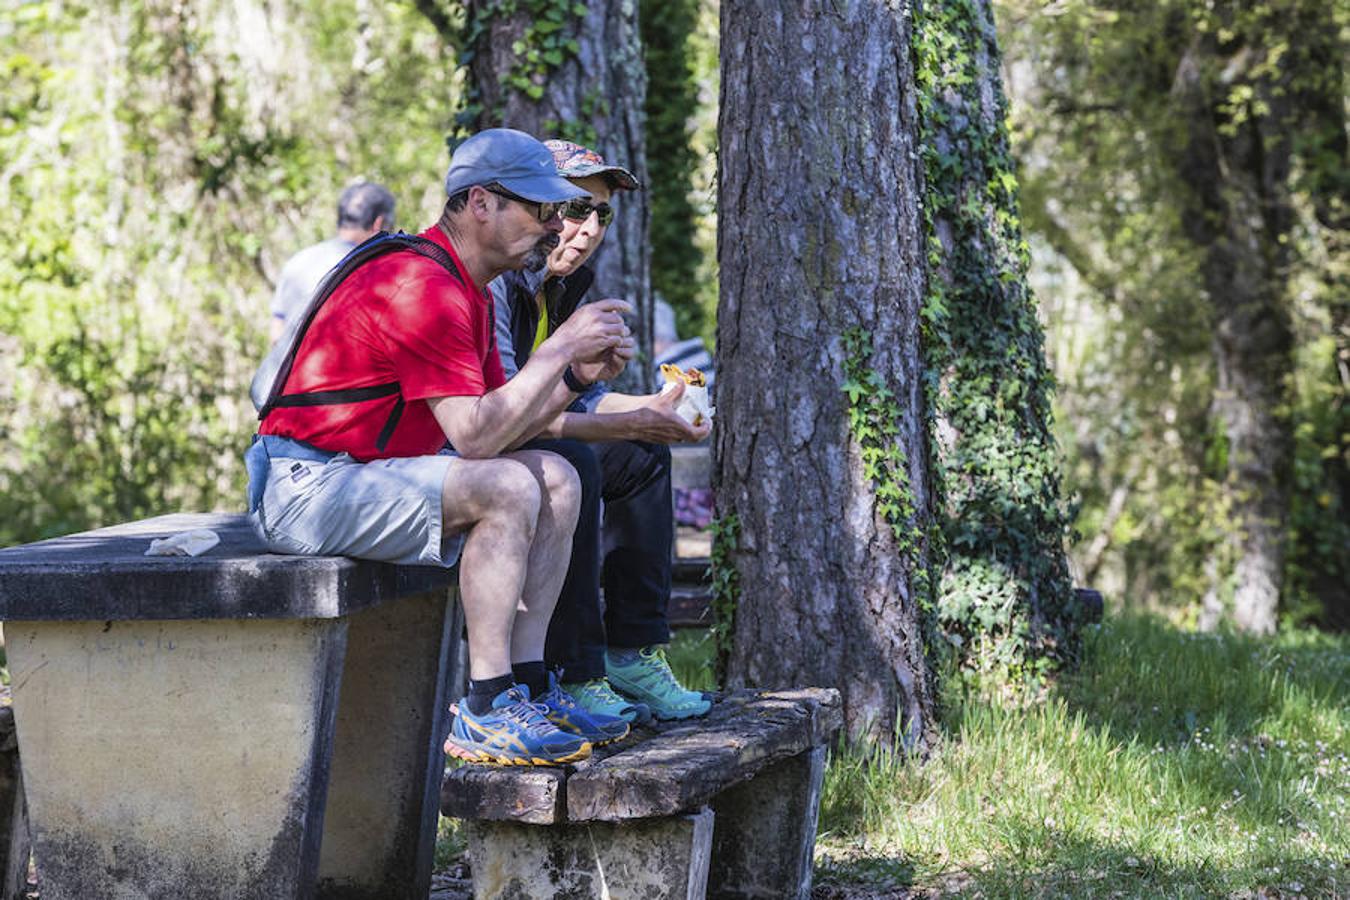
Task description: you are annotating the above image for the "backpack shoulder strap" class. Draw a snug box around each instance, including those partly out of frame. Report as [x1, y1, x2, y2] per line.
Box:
[250, 232, 464, 424]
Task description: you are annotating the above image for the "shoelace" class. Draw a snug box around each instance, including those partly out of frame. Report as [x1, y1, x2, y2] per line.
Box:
[538, 686, 578, 711]
[637, 648, 687, 692]
[577, 678, 628, 706]
[498, 690, 561, 736]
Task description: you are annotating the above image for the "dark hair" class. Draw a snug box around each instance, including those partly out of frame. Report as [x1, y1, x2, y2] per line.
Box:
[444, 189, 471, 215]
[443, 186, 509, 218]
[337, 182, 396, 231]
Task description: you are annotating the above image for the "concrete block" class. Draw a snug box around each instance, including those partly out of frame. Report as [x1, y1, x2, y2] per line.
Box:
[316, 588, 457, 900]
[707, 746, 827, 900]
[465, 807, 714, 899]
[6, 617, 347, 899]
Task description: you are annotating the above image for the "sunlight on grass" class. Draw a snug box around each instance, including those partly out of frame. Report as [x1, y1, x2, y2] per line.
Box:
[667, 627, 720, 693]
[816, 615, 1350, 897]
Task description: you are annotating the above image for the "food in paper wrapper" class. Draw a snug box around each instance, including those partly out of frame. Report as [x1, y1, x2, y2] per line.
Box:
[659, 364, 714, 426]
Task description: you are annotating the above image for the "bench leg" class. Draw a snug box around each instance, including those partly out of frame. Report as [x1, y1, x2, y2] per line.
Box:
[316, 587, 458, 900]
[707, 746, 827, 899]
[0, 706, 30, 900]
[464, 807, 714, 899]
[5, 618, 347, 900]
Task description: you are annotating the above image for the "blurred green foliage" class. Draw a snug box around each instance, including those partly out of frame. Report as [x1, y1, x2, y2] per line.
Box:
[0, 0, 455, 547]
[997, 0, 1348, 627]
[640, 0, 704, 340]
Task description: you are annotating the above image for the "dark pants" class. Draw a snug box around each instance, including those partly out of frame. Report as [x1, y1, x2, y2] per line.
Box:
[525, 438, 673, 681]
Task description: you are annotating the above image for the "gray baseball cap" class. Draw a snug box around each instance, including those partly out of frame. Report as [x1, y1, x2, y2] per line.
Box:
[444, 128, 589, 202]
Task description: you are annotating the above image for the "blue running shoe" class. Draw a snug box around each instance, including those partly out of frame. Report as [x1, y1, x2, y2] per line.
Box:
[537, 672, 630, 745]
[445, 684, 591, 766]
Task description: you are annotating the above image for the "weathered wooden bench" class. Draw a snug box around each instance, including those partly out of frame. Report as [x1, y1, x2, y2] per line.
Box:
[0, 512, 464, 900]
[441, 687, 841, 900]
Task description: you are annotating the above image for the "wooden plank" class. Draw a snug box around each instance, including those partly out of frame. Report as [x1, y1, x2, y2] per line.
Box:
[439, 764, 566, 825]
[565, 689, 841, 822]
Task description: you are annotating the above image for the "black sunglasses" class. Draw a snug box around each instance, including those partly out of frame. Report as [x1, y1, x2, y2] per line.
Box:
[483, 184, 563, 222]
[562, 198, 615, 227]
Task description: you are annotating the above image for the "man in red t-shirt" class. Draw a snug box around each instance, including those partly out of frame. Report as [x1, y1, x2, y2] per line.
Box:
[247, 129, 636, 765]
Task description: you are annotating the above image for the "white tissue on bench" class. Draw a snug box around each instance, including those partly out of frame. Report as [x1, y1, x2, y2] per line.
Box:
[145, 529, 221, 557]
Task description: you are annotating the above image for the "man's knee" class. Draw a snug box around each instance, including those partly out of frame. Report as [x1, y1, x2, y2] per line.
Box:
[446, 458, 542, 531]
[535, 451, 583, 526]
[599, 439, 672, 497]
[523, 439, 601, 504]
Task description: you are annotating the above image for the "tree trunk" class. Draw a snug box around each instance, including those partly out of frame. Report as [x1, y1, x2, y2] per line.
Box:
[917, 0, 1078, 662]
[462, 0, 652, 391]
[1171, 34, 1298, 636]
[716, 0, 937, 749]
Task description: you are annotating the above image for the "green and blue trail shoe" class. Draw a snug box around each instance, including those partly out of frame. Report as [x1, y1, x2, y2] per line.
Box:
[536, 672, 631, 745]
[445, 684, 591, 766]
[562, 676, 652, 725]
[605, 646, 712, 721]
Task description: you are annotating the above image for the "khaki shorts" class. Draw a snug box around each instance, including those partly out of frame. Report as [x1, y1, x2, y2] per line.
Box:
[246, 436, 462, 567]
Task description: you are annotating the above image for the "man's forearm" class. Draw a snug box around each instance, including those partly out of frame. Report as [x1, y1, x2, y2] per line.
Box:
[532, 410, 639, 442]
[591, 392, 647, 415]
[434, 349, 578, 457]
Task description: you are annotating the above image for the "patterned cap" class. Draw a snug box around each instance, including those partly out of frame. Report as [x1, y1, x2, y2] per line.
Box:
[545, 140, 642, 191]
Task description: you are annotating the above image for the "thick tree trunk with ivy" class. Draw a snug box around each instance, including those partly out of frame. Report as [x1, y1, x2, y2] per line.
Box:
[458, 0, 653, 391]
[715, 0, 938, 748]
[914, 0, 1077, 666]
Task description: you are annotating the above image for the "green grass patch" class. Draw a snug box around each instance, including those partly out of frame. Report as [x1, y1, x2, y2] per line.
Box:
[667, 628, 719, 693]
[818, 615, 1350, 897]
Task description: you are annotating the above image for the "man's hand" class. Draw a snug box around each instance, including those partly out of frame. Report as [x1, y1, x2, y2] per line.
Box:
[574, 340, 635, 386]
[547, 298, 633, 364]
[624, 381, 711, 444]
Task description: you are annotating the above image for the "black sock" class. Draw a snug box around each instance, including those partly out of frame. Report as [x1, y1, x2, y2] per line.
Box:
[511, 661, 548, 699]
[466, 673, 514, 715]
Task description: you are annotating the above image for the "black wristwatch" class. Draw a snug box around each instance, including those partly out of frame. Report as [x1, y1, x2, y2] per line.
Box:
[562, 365, 594, 393]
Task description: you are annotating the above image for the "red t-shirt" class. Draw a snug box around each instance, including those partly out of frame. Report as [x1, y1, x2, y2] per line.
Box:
[261, 226, 505, 460]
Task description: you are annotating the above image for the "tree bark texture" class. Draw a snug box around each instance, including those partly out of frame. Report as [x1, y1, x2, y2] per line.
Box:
[1171, 26, 1301, 636]
[463, 0, 653, 392]
[716, 0, 937, 748]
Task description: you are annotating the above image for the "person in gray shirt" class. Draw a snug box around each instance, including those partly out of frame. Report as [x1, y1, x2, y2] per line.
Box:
[269, 182, 396, 342]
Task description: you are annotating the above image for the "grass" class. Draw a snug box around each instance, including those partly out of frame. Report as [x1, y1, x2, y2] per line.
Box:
[667, 627, 720, 693]
[816, 615, 1350, 898]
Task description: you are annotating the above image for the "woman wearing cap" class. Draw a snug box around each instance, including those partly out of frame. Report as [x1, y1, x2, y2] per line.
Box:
[488, 139, 713, 725]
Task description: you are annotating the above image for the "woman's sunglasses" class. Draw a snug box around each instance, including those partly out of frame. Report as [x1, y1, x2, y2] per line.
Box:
[561, 199, 615, 227]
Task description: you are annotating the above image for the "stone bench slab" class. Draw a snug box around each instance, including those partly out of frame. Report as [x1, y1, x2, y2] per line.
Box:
[0, 512, 454, 620]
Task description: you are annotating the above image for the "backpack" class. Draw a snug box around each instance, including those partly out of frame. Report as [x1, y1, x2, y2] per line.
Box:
[250, 232, 466, 453]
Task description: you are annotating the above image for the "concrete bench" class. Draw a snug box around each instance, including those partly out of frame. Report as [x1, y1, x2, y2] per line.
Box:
[441, 687, 841, 899]
[0, 512, 463, 900]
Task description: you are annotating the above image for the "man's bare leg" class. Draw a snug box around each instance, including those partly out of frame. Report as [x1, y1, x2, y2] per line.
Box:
[439, 456, 542, 680]
[502, 449, 582, 664]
